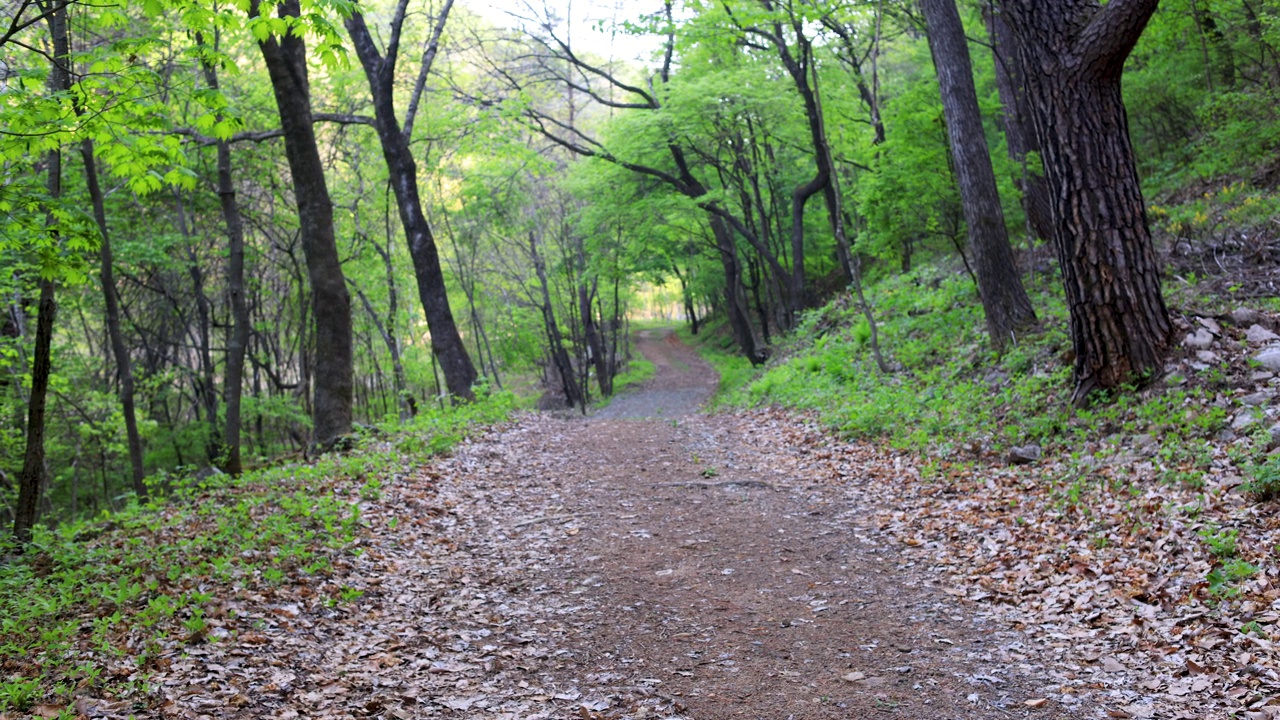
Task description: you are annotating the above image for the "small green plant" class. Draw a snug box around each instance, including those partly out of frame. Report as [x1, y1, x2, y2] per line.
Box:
[1199, 525, 1239, 558]
[0, 676, 41, 712]
[1243, 456, 1280, 502]
[1207, 558, 1258, 598]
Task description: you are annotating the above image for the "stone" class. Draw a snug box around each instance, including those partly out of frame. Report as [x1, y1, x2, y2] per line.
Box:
[1269, 424, 1280, 451]
[1246, 324, 1280, 344]
[1231, 307, 1262, 326]
[1008, 445, 1042, 465]
[1197, 317, 1222, 335]
[1196, 350, 1219, 363]
[1133, 434, 1157, 449]
[1256, 347, 1280, 373]
[1232, 413, 1259, 431]
[1240, 392, 1274, 407]
[1183, 329, 1215, 350]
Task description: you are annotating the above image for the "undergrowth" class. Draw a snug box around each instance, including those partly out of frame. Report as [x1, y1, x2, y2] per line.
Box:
[0, 390, 517, 710]
[685, 265, 1247, 464]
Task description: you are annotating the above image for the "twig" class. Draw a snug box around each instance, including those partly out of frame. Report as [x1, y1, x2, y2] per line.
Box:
[512, 512, 589, 529]
[654, 480, 775, 490]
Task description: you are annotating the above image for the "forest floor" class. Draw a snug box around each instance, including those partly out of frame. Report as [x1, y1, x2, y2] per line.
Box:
[131, 328, 1270, 720]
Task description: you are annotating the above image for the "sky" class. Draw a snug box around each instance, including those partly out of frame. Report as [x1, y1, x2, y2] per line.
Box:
[466, 0, 665, 64]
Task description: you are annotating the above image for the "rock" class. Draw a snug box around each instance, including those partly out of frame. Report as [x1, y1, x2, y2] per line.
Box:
[1183, 329, 1215, 350]
[1196, 350, 1220, 363]
[1133, 434, 1157, 449]
[1008, 445, 1042, 465]
[1256, 348, 1280, 373]
[1233, 413, 1259, 431]
[1269, 424, 1280, 451]
[1197, 317, 1222, 335]
[1240, 392, 1274, 407]
[1247, 324, 1280, 344]
[1232, 307, 1262, 326]
[1253, 371, 1277, 382]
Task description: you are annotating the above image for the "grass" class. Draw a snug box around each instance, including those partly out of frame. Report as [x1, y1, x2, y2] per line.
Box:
[0, 390, 518, 712]
[681, 265, 1238, 465]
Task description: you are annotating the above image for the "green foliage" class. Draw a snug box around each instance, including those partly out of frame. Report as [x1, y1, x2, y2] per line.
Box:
[0, 387, 513, 707]
[1243, 456, 1280, 501]
[388, 390, 519, 457]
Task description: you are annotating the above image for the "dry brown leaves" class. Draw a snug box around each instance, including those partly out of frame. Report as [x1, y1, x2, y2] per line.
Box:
[712, 406, 1280, 720]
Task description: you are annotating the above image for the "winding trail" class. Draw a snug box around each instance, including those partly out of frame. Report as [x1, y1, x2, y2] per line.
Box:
[486, 328, 1070, 718]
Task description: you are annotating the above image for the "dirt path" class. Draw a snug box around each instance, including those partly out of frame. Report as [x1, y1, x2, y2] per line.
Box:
[487, 329, 1072, 718]
[150, 329, 1083, 720]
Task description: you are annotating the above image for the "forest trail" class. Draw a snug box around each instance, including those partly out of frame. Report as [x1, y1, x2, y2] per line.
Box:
[149, 330, 1075, 720]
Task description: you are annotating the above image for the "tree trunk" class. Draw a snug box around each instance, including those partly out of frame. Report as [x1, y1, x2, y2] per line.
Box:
[921, 0, 1037, 348]
[80, 139, 147, 499]
[253, 0, 353, 445]
[985, 5, 1054, 245]
[711, 218, 766, 365]
[199, 48, 252, 475]
[530, 232, 583, 408]
[14, 2, 68, 544]
[999, 0, 1172, 400]
[345, 7, 477, 402]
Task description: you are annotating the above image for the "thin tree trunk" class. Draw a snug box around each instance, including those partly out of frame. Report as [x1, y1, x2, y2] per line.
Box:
[14, 1, 67, 544]
[530, 232, 583, 408]
[921, 0, 1037, 348]
[199, 48, 251, 475]
[80, 138, 147, 498]
[345, 4, 477, 402]
[253, 0, 353, 445]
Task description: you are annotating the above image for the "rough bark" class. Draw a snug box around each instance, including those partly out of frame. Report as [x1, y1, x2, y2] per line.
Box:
[345, 3, 477, 403]
[999, 0, 1172, 400]
[985, 5, 1054, 245]
[253, 0, 353, 445]
[921, 0, 1037, 348]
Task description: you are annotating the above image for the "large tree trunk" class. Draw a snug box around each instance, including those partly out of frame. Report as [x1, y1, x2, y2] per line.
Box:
[921, 0, 1037, 348]
[80, 138, 148, 498]
[345, 5, 477, 402]
[999, 0, 1172, 401]
[253, 0, 353, 445]
[985, 5, 1054, 245]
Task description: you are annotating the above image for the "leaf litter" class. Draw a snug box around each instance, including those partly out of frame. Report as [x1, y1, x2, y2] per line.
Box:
[17, 327, 1279, 720]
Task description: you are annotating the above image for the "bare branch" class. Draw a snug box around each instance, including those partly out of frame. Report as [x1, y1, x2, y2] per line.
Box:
[403, 0, 455, 139]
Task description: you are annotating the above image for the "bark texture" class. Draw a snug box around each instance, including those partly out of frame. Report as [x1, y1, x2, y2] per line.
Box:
[346, 5, 478, 401]
[921, 0, 1037, 347]
[999, 0, 1172, 400]
[253, 0, 353, 444]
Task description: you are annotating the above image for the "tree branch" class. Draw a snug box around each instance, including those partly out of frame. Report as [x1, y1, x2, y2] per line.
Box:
[404, 0, 455, 139]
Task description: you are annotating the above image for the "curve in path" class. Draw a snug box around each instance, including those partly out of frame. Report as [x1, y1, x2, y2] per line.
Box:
[590, 327, 718, 420]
